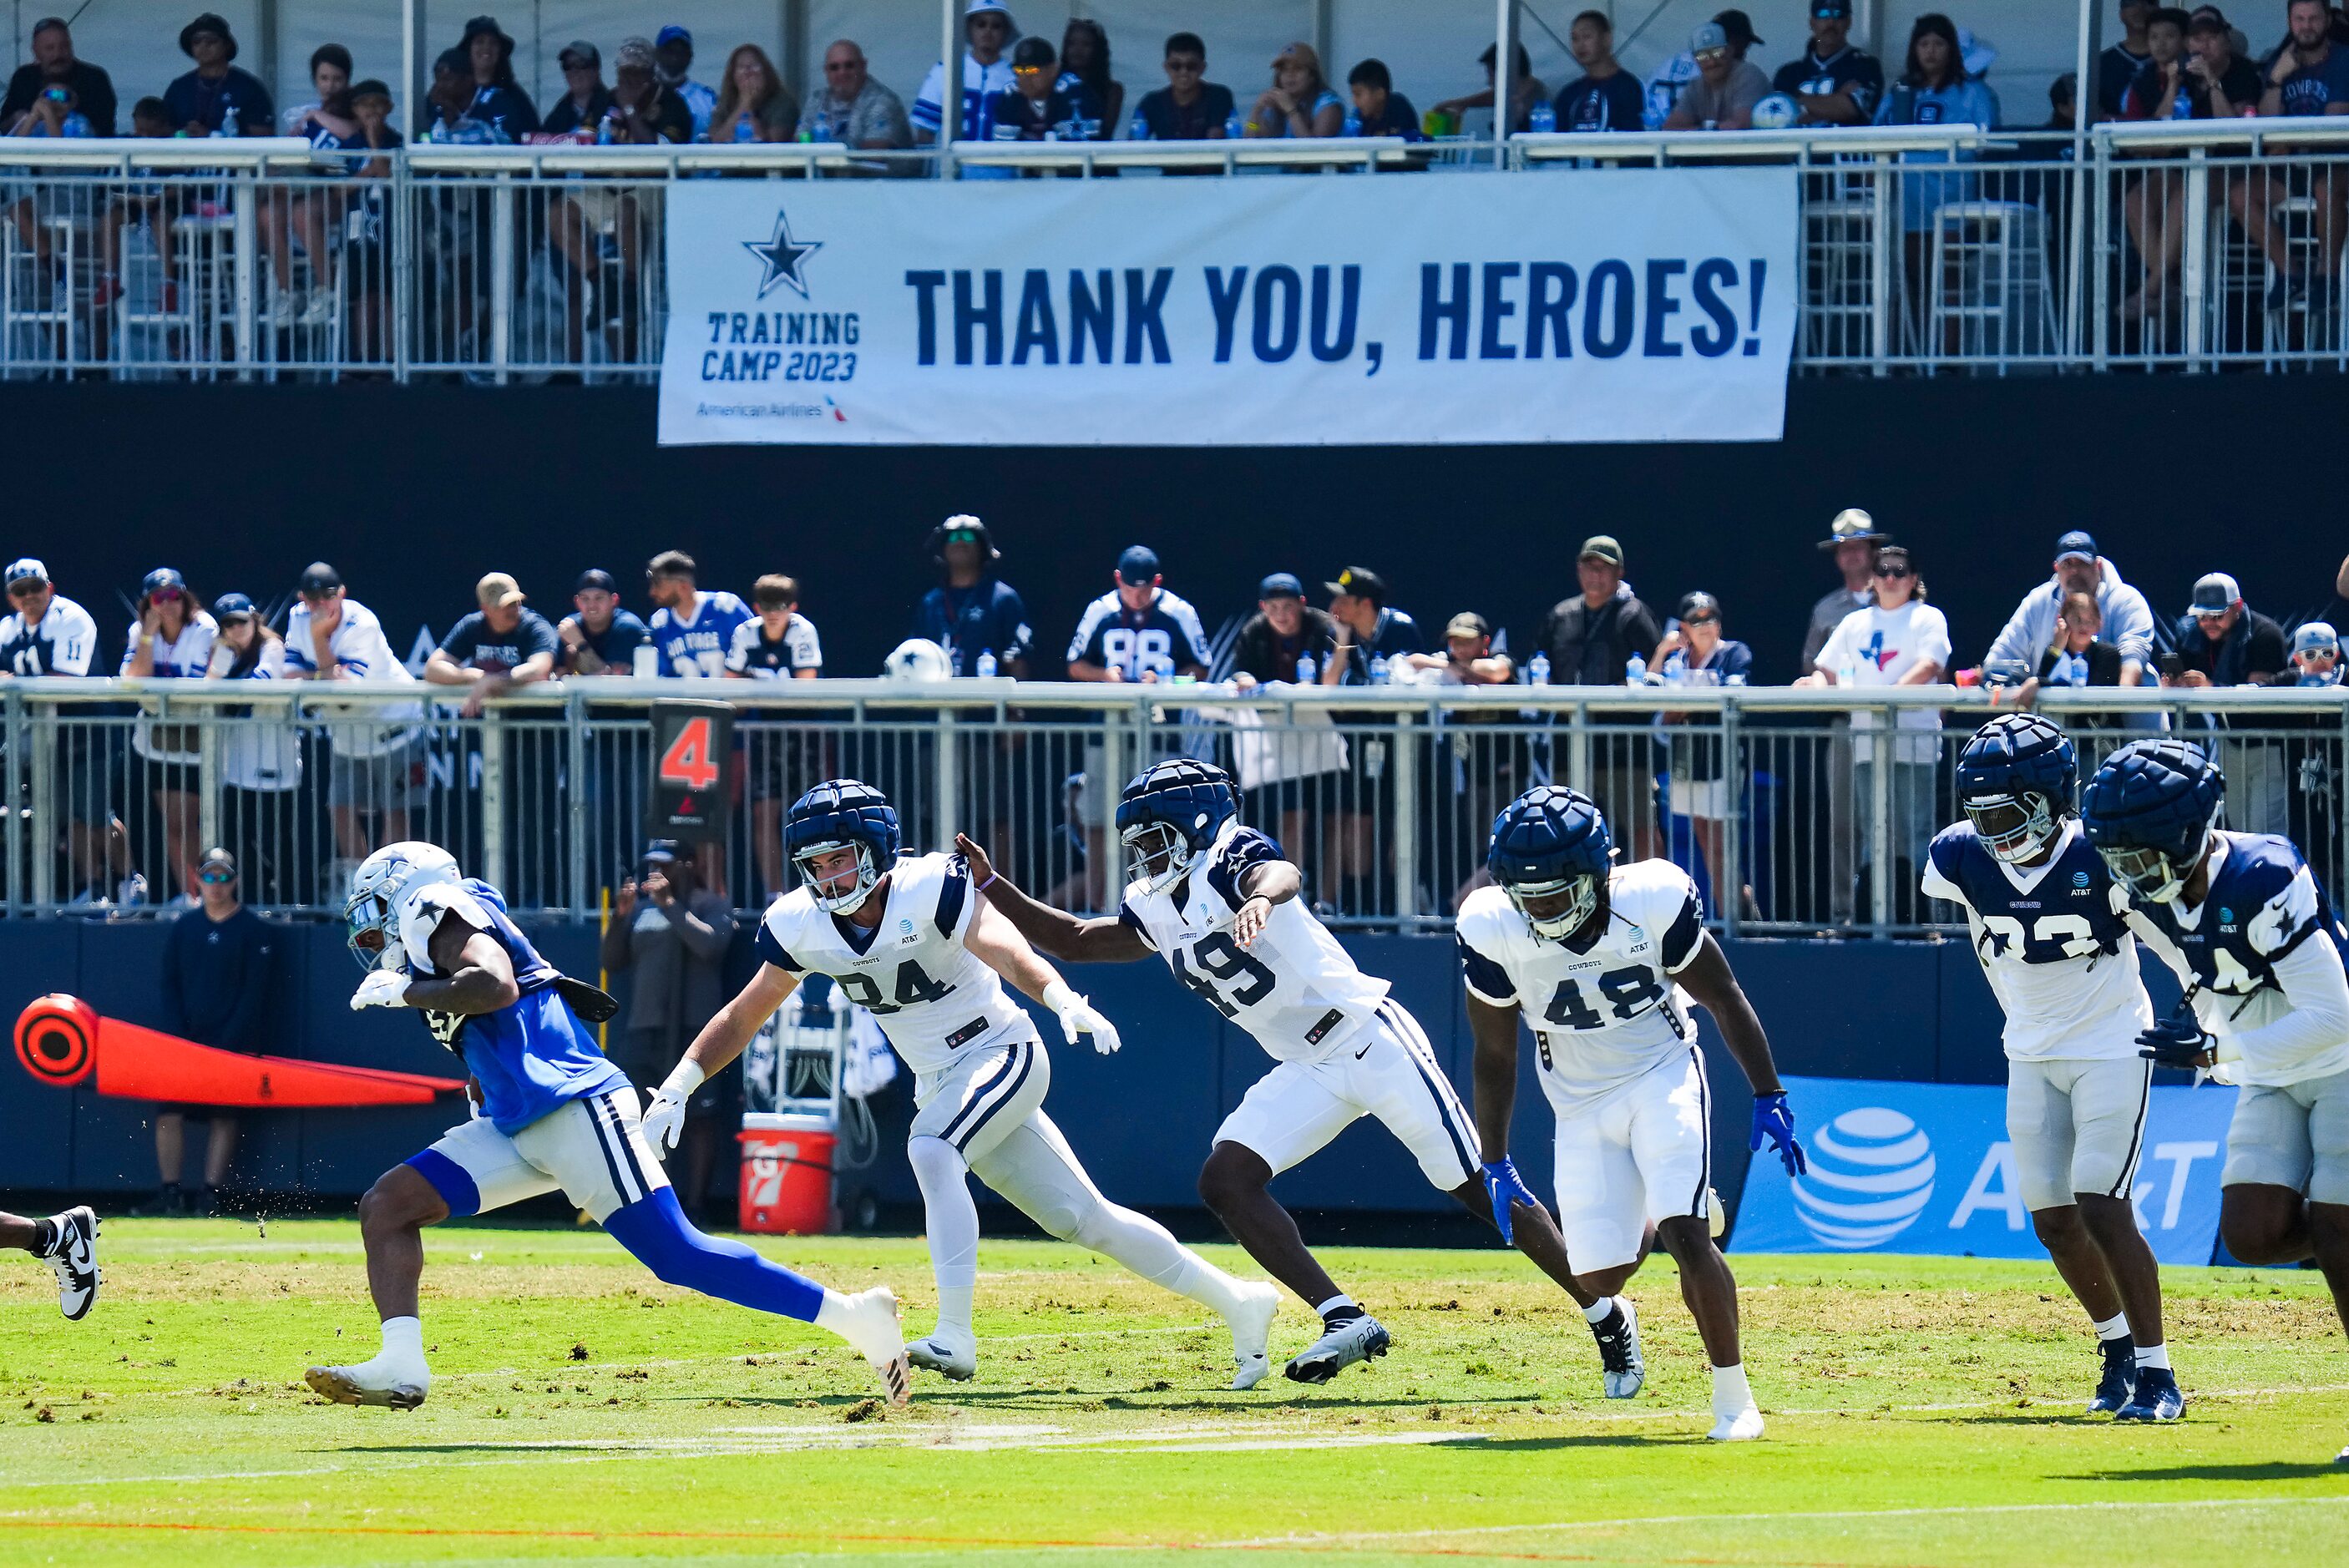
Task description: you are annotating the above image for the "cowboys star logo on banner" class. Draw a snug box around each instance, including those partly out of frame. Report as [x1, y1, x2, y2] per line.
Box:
[744, 209, 822, 301]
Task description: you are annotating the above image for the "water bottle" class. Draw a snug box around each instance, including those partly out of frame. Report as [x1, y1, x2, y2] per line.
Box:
[1527, 651, 1551, 685]
[1342, 108, 1362, 136]
[1294, 653, 1316, 685]
[1529, 100, 1557, 134]
[1625, 652, 1646, 686]
[975, 649, 998, 680]
[220, 94, 236, 136]
[1369, 653, 1390, 686]
[1224, 112, 1244, 140]
[1663, 650, 1687, 681]
[1129, 111, 1149, 142]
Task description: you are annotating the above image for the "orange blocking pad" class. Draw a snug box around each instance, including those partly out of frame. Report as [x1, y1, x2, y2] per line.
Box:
[13, 994, 464, 1108]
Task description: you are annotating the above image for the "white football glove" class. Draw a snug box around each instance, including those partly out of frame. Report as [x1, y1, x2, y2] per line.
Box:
[641, 1060, 705, 1153]
[1042, 978, 1121, 1055]
[351, 969, 413, 1011]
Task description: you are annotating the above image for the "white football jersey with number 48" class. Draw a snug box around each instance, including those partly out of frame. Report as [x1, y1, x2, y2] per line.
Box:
[1455, 860, 1709, 1111]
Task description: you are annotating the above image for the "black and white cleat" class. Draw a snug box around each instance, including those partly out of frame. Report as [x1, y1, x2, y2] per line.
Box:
[1282, 1314, 1391, 1385]
[43, 1206, 99, 1322]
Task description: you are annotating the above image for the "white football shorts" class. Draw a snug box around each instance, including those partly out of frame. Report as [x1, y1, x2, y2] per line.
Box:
[1552, 1046, 1712, 1272]
[2222, 1065, 2349, 1206]
[2005, 1055, 2150, 1212]
[407, 1086, 670, 1224]
[909, 1030, 1051, 1166]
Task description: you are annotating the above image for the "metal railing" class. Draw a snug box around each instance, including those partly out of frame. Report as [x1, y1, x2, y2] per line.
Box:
[2, 678, 2339, 940]
[4, 124, 2349, 382]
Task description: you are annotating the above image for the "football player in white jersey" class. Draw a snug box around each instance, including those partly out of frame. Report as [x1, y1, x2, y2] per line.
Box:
[1460, 786, 1806, 1441]
[960, 759, 1648, 1392]
[651, 781, 1280, 1388]
[1922, 715, 2174, 1420]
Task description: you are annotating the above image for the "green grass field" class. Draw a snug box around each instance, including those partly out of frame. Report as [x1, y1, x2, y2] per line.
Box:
[2, 1219, 2346, 1566]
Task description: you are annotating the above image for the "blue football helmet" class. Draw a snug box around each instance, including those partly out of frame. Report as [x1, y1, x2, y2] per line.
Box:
[1956, 713, 2077, 864]
[1116, 758, 1240, 893]
[1487, 785, 1613, 941]
[784, 779, 901, 914]
[2080, 739, 2223, 904]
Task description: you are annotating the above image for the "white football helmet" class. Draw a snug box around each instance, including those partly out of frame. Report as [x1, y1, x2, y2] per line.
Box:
[883, 638, 953, 682]
[344, 842, 461, 972]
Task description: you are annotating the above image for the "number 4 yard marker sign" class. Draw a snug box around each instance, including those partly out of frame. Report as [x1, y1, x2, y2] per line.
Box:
[650, 701, 735, 844]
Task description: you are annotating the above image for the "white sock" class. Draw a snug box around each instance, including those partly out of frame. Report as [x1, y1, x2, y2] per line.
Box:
[1711, 1361, 1754, 1417]
[2135, 1342, 2171, 1371]
[908, 1136, 980, 1344]
[2093, 1312, 2132, 1343]
[1582, 1296, 1618, 1326]
[362, 1315, 427, 1378]
[1314, 1293, 1359, 1322]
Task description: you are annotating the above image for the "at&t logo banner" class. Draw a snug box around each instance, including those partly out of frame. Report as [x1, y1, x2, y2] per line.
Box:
[1732, 1075, 2236, 1266]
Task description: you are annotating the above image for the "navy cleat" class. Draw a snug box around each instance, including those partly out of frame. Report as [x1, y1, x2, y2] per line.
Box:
[2114, 1366, 2184, 1423]
[2088, 1337, 2135, 1414]
[1283, 1314, 1390, 1384]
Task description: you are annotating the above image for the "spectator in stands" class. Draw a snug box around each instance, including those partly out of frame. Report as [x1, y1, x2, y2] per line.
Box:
[2122, 8, 2196, 118]
[2045, 70, 2081, 130]
[605, 37, 692, 144]
[1774, 2, 1886, 126]
[547, 38, 682, 341]
[1555, 11, 1647, 132]
[645, 550, 752, 677]
[914, 0, 1018, 145]
[559, 569, 651, 674]
[2242, 0, 2349, 306]
[1059, 18, 1121, 135]
[1233, 573, 1338, 688]
[541, 42, 611, 136]
[3, 70, 89, 136]
[419, 48, 500, 144]
[1344, 59, 1426, 141]
[798, 40, 913, 150]
[285, 562, 425, 870]
[915, 516, 1032, 677]
[0, 559, 132, 906]
[2169, 572, 2286, 686]
[1878, 15, 2001, 129]
[279, 43, 351, 133]
[710, 44, 797, 143]
[2, 18, 115, 137]
[1247, 42, 1346, 138]
[1324, 566, 1424, 685]
[991, 37, 1088, 143]
[139, 848, 279, 1217]
[1135, 32, 1233, 141]
[205, 596, 302, 904]
[2119, 10, 2261, 322]
[426, 572, 559, 719]
[600, 840, 734, 1222]
[2292, 620, 2341, 683]
[1408, 613, 1521, 908]
[1805, 508, 1888, 675]
[654, 26, 716, 141]
[727, 576, 822, 899]
[1984, 530, 2156, 686]
[1798, 545, 1951, 920]
[456, 15, 537, 140]
[1995, 592, 2126, 711]
[1653, 592, 1755, 918]
[2100, 0, 2159, 119]
[166, 14, 274, 137]
[122, 568, 217, 903]
[1323, 566, 1422, 913]
[1430, 41, 1549, 134]
[1538, 534, 1664, 853]
[1665, 23, 1772, 130]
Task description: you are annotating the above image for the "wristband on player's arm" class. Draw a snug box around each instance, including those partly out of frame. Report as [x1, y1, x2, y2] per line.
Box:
[658, 1059, 706, 1100]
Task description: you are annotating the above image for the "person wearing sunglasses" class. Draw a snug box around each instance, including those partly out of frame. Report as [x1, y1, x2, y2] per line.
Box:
[913, 0, 1019, 146]
[1663, 20, 1772, 130]
[796, 39, 913, 152]
[0, 558, 138, 908]
[135, 847, 280, 1217]
[986, 35, 1089, 150]
[1798, 546, 1952, 920]
[1653, 593, 1756, 920]
[122, 567, 218, 904]
[1133, 31, 1233, 142]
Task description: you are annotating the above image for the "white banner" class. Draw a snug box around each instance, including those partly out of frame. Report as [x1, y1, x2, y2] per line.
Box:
[658, 168, 1797, 448]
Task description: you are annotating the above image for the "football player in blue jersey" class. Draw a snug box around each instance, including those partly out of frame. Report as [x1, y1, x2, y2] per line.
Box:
[306, 843, 910, 1411]
[1924, 715, 2175, 1419]
[1461, 785, 1805, 1440]
[2084, 738, 2349, 1443]
[652, 781, 1282, 1389]
[961, 760, 1647, 1393]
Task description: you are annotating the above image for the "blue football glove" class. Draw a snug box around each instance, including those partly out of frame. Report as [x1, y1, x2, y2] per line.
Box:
[2137, 1010, 2215, 1071]
[1481, 1158, 1542, 1245]
[1750, 1092, 1808, 1177]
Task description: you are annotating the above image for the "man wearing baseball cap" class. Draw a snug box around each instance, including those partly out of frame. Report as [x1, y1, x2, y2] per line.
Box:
[1664, 21, 1771, 129]
[2169, 572, 2286, 690]
[1324, 566, 1425, 686]
[1983, 529, 2157, 687]
[1771, 1, 1884, 126]
[0, 559, 129, 906]
[1232, 573, 1336, 690]
[1804, 508, 1891, 676]
[654, 25, 716, 139]
[2292, 620, 2341, 685]
[559, 569, 651, 675]
[426, 572, 560, 718]
[913, 0, 1019, 145]
[1534, 537, 1665, 853]
[916, 516, 1033, 679]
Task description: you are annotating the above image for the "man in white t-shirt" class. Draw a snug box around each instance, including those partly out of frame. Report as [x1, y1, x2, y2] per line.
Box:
[1796, 546, 1952, 921]
[0, 558, 138, 905]
[282, 562, 423, 871]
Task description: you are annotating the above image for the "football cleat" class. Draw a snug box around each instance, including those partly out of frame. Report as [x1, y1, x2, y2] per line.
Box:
[1592, 1297, 1646, 1399]
[905, 1333, 978, 1383]
[1709, 1401, 1765, 1441]
[1225, 1281, 1282, 1391]
[2088, 1338, 2137, 1414]
[304, 1361, 428, 1410]
[43, 1206, 99, 1321]
[2114, 1367, 2185, 1423]
[836, 1286, 913, 1406]
[1283, 1314, 1390, 1385]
